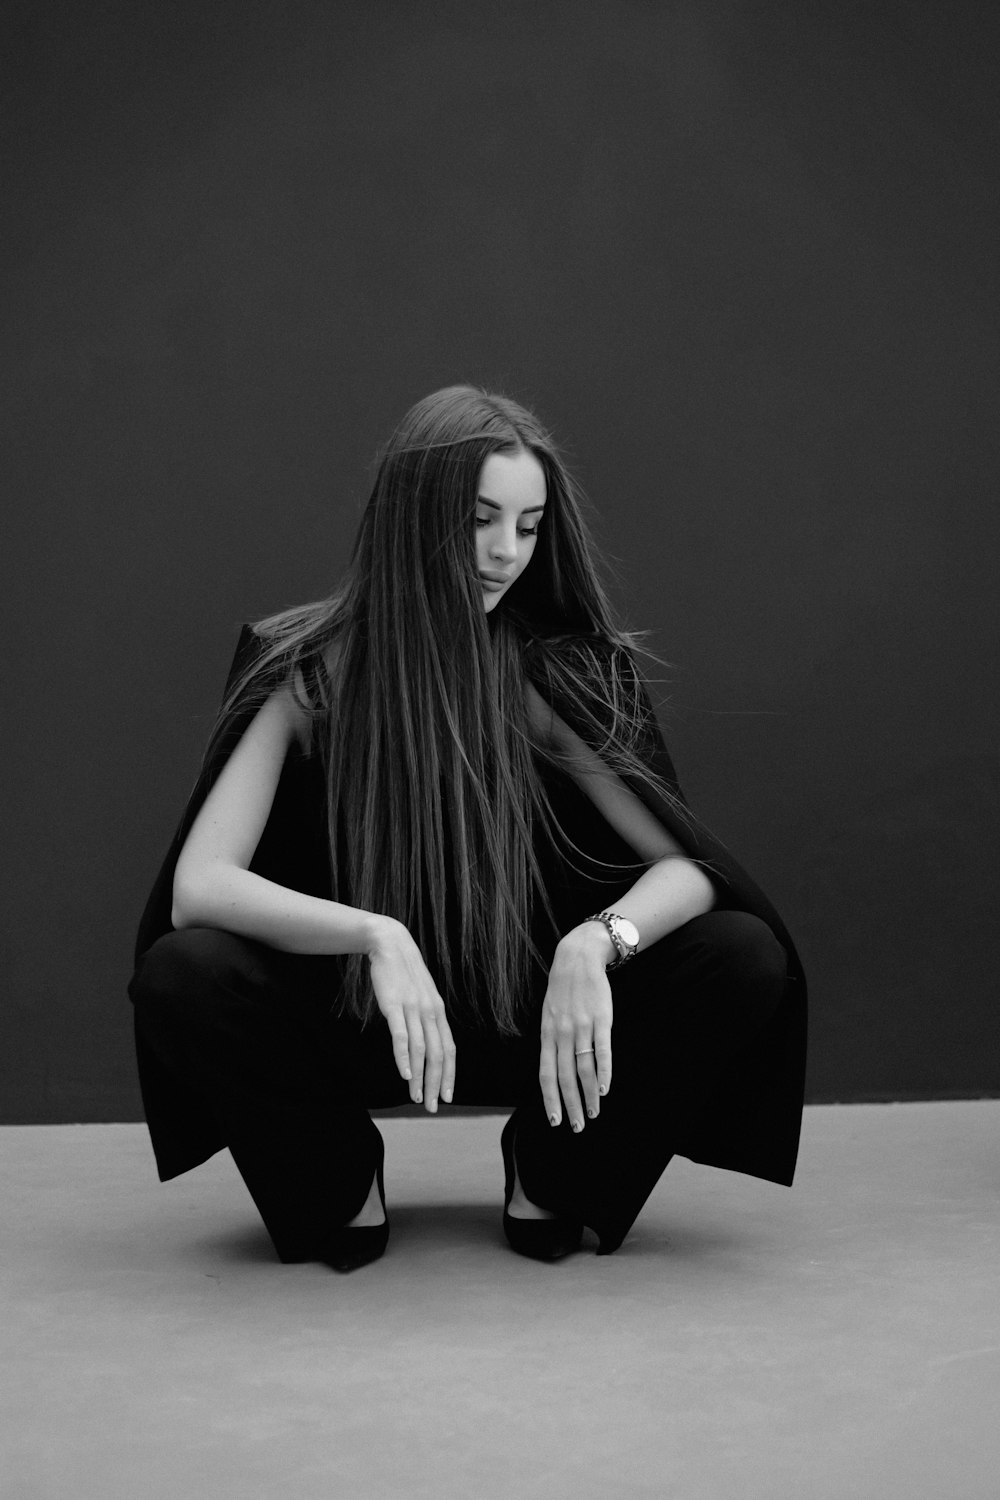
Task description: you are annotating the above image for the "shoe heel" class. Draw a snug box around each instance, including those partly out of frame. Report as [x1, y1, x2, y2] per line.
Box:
[321, 1132, 389, 1273]
[501, 1115, 583, 1262]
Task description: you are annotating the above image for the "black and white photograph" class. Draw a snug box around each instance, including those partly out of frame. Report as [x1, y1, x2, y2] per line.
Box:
[3, 2, 998, 1495]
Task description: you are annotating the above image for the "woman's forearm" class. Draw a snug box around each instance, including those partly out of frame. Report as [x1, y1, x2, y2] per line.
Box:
[558, 856, 717, 964]
[171, 863, 392, 957]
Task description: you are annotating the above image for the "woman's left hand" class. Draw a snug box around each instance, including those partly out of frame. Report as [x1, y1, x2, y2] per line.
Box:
[539, 925, 615, 1131]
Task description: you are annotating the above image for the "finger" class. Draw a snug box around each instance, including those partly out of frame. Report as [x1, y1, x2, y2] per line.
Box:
[538, 1030, 562, 1126]
[575, 1040, 600, 1120]
[405, 1009, 426, 1104]
[421, 1008, 444, 1113]
[594, 1019, 613, 1100]
[386, 1009, 412, 1083]
[439, 1011, 457, 1103]
[556, 1029, 586, 1132]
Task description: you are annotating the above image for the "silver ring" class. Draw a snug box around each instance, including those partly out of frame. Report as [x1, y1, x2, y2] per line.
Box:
[574, 1048, 595, 1057]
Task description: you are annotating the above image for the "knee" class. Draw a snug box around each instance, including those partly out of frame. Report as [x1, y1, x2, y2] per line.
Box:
[129, 927, 251, 1026]
[684, 910, 788, 991]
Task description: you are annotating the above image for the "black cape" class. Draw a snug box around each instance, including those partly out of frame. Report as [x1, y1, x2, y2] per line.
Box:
[130, 625, 807, 1187]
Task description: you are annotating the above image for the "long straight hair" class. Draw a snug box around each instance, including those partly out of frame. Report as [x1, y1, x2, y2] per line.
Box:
[202, 385, 692, 1036]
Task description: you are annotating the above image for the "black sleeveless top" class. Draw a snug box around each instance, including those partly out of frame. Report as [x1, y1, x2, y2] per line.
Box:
[130, 625, 807, 1188]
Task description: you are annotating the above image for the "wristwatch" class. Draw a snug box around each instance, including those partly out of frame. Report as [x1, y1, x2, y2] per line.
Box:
[583, 910, 640, 971]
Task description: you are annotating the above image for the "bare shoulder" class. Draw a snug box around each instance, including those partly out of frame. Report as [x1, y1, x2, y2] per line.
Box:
[323, 634, 346, 682]
[274, 631, 352, 753]
[543, 701, 686, 862]
[524, 679, 555, 746]
[280, 675, 313, 754]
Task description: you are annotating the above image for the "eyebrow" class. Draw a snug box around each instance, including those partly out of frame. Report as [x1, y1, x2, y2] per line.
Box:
[477, 496, 546, 514]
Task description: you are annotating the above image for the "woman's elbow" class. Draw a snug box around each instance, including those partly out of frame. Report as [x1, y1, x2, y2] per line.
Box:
[171, 863, 210, 930]
[170, 880, 194, 930]
[684, 859, 717, 915]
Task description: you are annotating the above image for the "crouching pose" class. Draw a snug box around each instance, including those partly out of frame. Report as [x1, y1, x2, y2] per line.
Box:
[128, 385, 807, 1271]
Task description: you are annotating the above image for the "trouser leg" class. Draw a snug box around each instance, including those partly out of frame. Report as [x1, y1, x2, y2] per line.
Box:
[130, 927, 388, 1262]
[510, 911, 789, 1253]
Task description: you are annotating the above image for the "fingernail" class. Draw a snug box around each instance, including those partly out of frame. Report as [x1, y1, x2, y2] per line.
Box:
[549, 1113, 560, 1126]
[598, 1084, 607, 1096]
[442, 1089, 452, 1103]
[587, 1107, 596, 1119]
[572, 1121, 583, 1133]
[414, 1091, 422, 1103]
[403, 1069, 412, 1081]
[428, 1099, 437, 1113]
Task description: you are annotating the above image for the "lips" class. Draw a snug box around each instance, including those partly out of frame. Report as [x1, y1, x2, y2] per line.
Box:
[480, 572, 511, 584]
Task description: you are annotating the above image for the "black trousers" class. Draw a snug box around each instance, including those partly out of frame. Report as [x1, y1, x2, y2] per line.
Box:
[130, 911, 787, 1259]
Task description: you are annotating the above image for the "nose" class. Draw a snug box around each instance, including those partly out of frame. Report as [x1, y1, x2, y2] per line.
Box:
[490, 524, 518, 563]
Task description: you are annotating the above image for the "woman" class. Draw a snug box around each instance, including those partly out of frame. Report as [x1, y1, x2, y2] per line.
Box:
[128, 385, 807, 1272]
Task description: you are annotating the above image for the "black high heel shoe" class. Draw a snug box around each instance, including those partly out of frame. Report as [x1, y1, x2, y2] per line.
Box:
[320, 1133, 389, 1273]
[501, 1115, 583, 1262]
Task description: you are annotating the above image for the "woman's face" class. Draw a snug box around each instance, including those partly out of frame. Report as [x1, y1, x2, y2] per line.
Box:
[475, 449, 547, 612]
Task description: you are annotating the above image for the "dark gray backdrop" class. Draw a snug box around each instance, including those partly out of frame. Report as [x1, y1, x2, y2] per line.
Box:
[4, 0, 998, 1121]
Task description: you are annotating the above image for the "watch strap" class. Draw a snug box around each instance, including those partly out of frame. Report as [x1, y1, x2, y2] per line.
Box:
[583, 910, 639, 970]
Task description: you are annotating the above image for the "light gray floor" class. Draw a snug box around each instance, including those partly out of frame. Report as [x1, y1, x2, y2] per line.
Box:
[2, 1103, 999, 1500]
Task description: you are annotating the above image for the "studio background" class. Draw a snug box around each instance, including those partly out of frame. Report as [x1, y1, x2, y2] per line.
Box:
[4, 0, 997, 1122]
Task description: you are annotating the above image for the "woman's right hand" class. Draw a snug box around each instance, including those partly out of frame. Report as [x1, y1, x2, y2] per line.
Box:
[367, 918, 457, 1113]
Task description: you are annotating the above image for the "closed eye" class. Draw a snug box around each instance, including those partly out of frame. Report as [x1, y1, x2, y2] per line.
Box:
[476, 519, 539, 537]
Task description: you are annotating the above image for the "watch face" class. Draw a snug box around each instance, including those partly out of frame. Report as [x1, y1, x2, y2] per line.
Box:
[615, 917, 640, 949]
